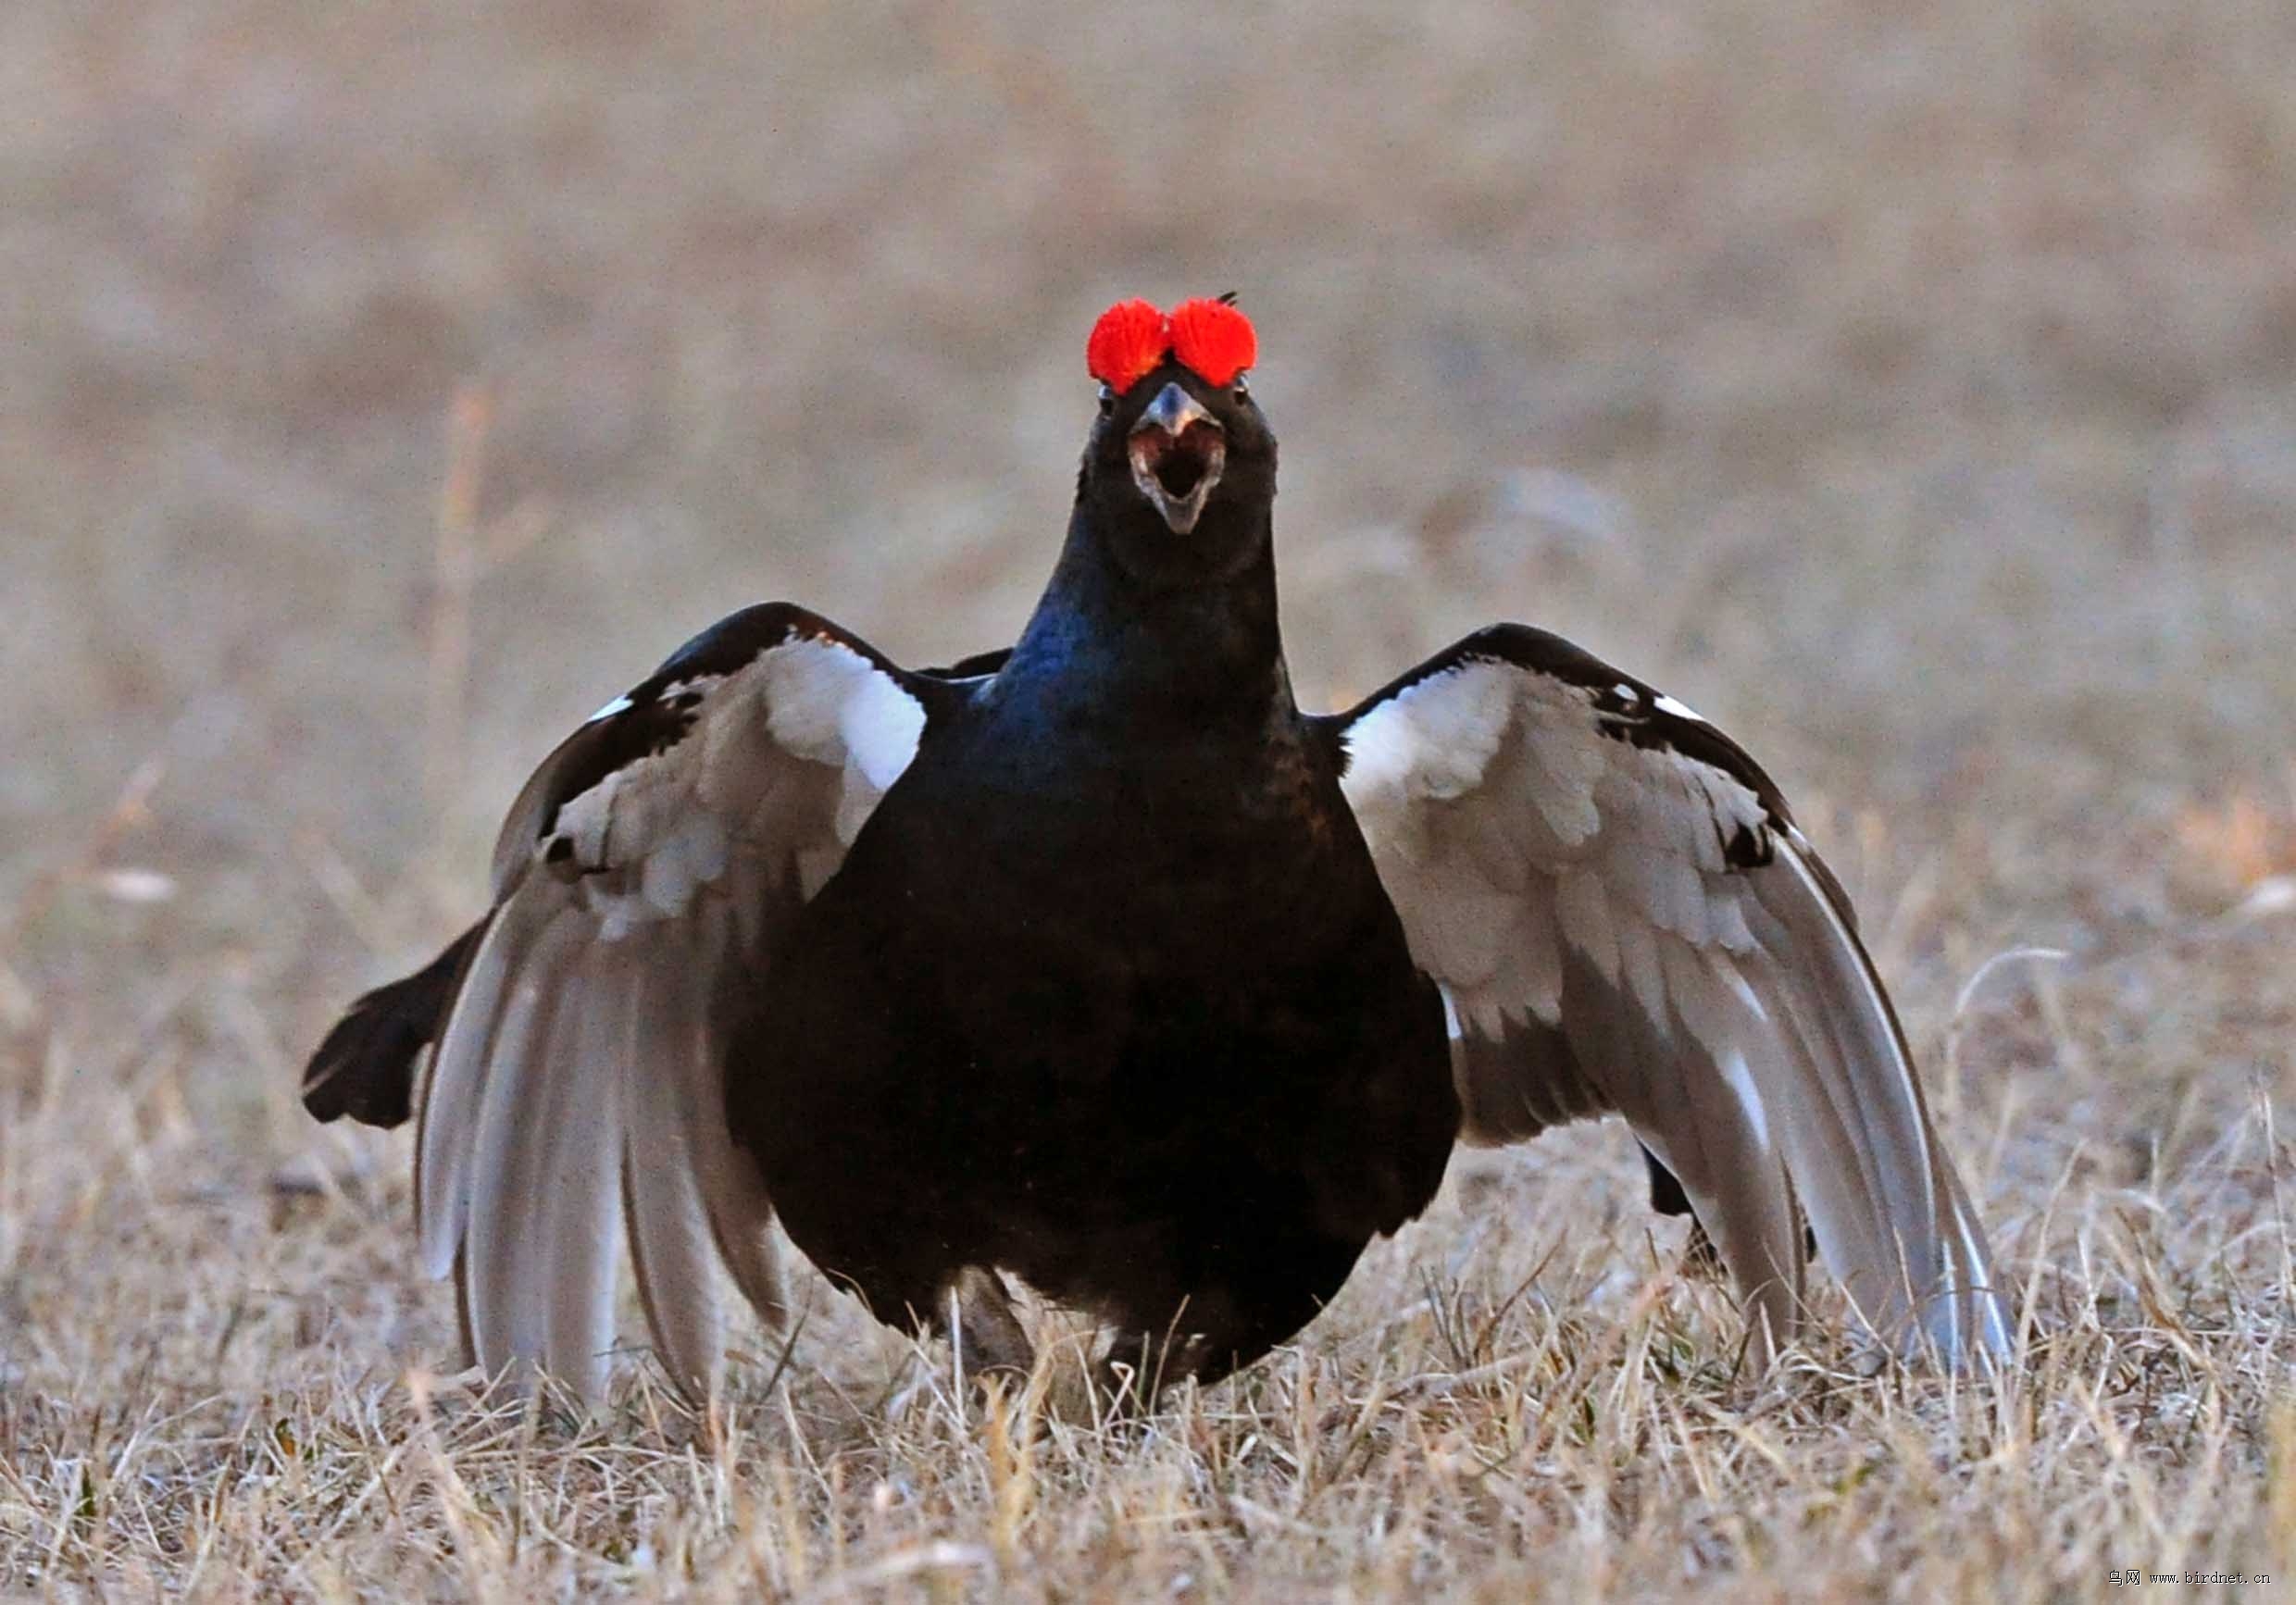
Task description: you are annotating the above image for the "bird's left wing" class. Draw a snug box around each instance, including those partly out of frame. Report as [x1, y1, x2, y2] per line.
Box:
[303, 603, 984, 1399]
[1320, 625, 2007, 1364]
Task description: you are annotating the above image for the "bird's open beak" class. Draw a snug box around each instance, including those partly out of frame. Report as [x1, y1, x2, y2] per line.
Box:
[1128, 382, 1226, 534]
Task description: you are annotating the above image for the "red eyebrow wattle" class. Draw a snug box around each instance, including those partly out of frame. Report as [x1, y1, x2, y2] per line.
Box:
[1085, 300, 1169, 394]
[1168, 299, 1256, 387]
[1087, 297, 1260, 393]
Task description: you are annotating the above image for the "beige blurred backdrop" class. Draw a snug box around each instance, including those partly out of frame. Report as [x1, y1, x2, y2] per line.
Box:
[6, 8, 2296, 1593]
[5, 0, 2293, 1236]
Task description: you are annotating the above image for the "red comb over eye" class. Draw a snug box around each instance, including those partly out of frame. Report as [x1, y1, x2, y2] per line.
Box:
[1169, 298, 1256, 388]
[1086, 300, 1170, 394]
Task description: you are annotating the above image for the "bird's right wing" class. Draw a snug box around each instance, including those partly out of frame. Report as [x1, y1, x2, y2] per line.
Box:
[304, 603, 973, 1400]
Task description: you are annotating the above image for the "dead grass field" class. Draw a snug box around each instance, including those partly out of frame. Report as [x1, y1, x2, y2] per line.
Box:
[5, 0, 2296, 1598]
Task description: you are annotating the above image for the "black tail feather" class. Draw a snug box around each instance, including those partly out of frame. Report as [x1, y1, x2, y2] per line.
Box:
[302, 917, 491, 1127]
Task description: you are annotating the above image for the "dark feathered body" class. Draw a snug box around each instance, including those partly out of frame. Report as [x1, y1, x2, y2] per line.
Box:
[732, 509, 1456, 1380]
[300, 302, 2009, 1403]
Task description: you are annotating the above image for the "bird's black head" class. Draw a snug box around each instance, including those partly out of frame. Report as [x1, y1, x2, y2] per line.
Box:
[1077, 297, 1278, 589]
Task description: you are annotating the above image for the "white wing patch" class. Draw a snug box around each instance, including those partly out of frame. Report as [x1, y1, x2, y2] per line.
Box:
[764, 637, 928, 788]
[545, 636, 926, 939]
[1341, 660, 1518, 809]
[762, 638, 929, 848]
[1341, 660, 1775, 1008]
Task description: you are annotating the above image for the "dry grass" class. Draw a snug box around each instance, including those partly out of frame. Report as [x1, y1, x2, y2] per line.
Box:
[6, 0, 2296, 1597]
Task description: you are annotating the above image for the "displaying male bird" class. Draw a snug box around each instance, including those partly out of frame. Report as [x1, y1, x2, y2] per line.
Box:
[303, 296, 2008, 1404]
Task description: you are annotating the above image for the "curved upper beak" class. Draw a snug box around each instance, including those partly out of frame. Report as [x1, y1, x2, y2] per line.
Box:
[1127, 381, 1226, 534]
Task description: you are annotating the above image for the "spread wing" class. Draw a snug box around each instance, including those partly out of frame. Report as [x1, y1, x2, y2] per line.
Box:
[303, 603, 984, 1399]
[1322, 625, 2008, 1364]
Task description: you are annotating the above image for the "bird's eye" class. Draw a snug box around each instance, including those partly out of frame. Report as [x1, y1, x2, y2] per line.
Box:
[1232, 374, 1250, 398]
[1097, 384, 1116, 414]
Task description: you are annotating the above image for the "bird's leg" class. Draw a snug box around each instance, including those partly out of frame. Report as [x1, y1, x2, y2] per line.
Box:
[1090, 1328, 1196, 1420]
[940, 1265, 1035, 1392]
[1679, 1217, 1727, 1277]
[1090, 1250, 1359, 1416]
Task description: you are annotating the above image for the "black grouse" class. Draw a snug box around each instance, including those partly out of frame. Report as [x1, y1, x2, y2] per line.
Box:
[304, 296, 2008, 1403]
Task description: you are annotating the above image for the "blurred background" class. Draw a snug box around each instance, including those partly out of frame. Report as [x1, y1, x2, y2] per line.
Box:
[4, 0, 2294, 1392]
